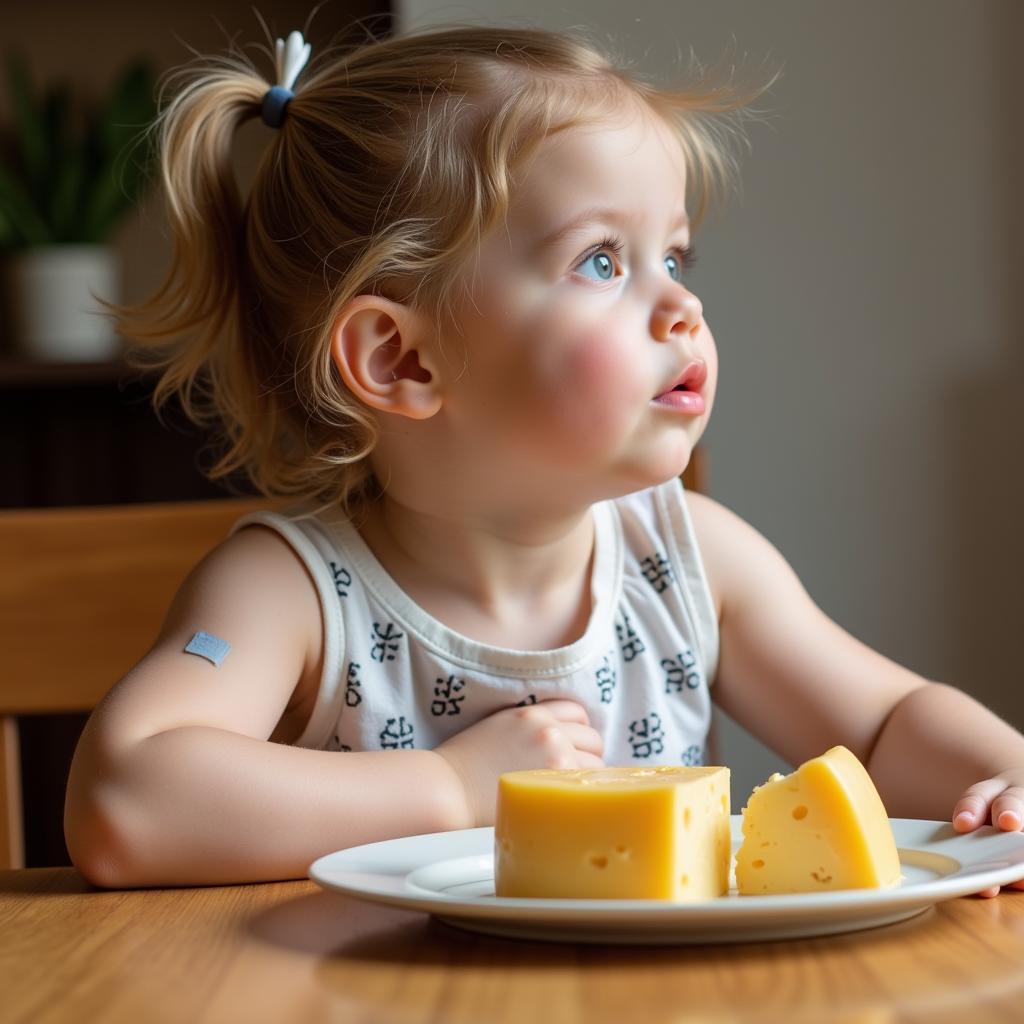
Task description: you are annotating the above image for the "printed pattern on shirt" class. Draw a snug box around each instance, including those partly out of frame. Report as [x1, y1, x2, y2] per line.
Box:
[629, 711, 665, 759]
[431, 675, 466, 716]
[380, 716, 415, 749]
[331, 561, 352, 598]
[682, 743, 703, 766]
[371, 622, 403, 662]
[661, 648, 703, 693]
[595, 654, 616, 704]
[616, 610, 646, 662]
[640, 552, 674, 593]
[344, 662, 363, 707]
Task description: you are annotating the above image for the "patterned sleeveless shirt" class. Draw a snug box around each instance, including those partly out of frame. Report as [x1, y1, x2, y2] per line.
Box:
[231, 478, 719, 766]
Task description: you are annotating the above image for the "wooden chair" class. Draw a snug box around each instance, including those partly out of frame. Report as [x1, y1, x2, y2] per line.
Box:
[0, 497, 268, 870]
[681, 446, 707, 496]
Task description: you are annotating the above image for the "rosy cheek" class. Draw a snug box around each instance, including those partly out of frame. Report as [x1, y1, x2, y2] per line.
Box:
[542, 328, 640, 437]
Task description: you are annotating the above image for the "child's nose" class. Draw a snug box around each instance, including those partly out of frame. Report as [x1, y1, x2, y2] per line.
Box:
[651, 284, 703, 342]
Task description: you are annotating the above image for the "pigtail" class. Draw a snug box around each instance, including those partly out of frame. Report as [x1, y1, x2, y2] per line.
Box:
[117, 56, 267, 467]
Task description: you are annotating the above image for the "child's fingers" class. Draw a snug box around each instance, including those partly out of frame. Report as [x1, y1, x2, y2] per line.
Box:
[987, 789, 1024, 894]
[989, 786, 1024, 831]
[973, 876, 1024, 899]
[953, 779, 1008, 832]
[959, 784, 1024, 898]
[533, 699, 591, 726]
[556, 722, 604, 758]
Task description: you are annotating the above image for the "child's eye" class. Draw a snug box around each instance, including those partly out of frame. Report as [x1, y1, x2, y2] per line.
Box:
[574, 237, 623, 281]
[665, 245, 697, 283]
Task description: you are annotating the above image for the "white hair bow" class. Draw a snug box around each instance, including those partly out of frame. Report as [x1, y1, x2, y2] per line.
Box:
[274, 30, 311, 90]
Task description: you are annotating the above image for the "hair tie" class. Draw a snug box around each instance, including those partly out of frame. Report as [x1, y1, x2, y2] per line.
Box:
[261, 30, 311, 129]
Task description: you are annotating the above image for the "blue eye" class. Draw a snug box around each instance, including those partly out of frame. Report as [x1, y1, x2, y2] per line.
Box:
[577, 250, 616, 281]
[665, 246, 697, 283]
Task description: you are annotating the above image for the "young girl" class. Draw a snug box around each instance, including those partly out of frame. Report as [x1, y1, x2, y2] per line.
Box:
[65, 24, 1024, 893]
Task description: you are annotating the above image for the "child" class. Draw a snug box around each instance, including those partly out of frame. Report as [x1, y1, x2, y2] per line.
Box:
[65, 24, 1024, 892]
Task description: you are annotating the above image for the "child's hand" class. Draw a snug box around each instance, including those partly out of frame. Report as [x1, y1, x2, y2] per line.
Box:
[952, 771, 1024, 897]
[435, 699, 605, 829]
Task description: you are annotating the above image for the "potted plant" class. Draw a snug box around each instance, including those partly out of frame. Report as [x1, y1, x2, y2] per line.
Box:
[0, 54, 157, 361]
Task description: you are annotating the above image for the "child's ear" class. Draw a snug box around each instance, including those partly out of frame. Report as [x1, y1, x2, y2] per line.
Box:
[330, 295, 442, 420]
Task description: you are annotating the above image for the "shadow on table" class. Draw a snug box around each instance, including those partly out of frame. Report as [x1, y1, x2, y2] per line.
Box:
[245, 890, 1024, 1024]
[248, 888, 938, 963]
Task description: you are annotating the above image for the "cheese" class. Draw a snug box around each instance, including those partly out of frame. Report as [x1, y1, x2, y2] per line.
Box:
[494, 765, 731, 900]
[735, 745, 901, 895]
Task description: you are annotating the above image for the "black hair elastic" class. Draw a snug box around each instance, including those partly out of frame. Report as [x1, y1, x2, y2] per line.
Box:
[261, 85, 294, 128]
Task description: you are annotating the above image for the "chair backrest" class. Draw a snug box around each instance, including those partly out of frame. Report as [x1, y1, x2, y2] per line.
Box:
[0, 497, 268, 870]
[681, 447, 706, 496]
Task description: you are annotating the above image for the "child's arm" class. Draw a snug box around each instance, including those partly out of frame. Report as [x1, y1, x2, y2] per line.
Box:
[689, 493, 1024, 842]
[65, 526, 601, 888]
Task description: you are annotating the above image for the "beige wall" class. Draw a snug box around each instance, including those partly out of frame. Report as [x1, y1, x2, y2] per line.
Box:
[398, 0, 1024, 800]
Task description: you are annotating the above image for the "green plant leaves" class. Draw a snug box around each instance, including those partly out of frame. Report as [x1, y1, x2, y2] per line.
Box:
[0, 53, 158, 250]
[0, 161, 49, 246]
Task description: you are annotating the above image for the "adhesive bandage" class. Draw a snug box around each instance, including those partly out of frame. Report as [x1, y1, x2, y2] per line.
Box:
[184, 631, 232, 667]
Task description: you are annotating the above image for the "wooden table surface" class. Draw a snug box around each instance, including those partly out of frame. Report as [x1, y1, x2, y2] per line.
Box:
[2, 868, 1024, 1024]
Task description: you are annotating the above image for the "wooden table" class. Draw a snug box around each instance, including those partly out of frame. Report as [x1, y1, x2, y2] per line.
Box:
[2, 869, 1024, 1023]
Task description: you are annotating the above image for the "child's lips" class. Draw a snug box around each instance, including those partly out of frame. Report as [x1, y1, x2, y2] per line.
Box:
[652, 362, 708, 415]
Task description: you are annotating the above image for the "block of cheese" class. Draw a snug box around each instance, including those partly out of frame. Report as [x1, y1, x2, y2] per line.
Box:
[494, 765, 731, 900]
[735, 745, 901, 895]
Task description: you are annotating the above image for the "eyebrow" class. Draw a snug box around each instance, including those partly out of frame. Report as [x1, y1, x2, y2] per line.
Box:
[534, 206, 690, 252]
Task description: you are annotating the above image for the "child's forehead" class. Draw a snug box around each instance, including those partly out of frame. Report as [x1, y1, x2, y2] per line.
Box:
[504, 107, 690, 232]
[529, 106, 687, 174]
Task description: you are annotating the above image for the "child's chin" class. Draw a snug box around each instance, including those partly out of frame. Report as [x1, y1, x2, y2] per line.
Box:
[615, 459, 694, 497]
[644, 447, 696, 487]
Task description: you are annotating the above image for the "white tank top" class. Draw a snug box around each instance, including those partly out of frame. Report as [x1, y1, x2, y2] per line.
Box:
[232, 478, 719, 766]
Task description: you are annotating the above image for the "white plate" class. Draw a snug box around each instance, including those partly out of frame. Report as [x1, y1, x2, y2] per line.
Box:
[309, 817, 1024, 944]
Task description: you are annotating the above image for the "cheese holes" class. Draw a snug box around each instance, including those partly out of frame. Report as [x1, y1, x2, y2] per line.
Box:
[792, 805, 809, 820]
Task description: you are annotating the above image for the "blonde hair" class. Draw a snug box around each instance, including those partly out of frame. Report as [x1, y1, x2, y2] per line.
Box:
[119, 24, 770, 514]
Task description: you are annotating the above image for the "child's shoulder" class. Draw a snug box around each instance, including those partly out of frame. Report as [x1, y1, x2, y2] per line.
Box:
[177, 522, 323, 658]
[683, 489, 801, 617]
[198, 518, 317, 588]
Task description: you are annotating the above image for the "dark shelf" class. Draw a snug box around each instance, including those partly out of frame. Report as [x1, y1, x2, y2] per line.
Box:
[0, 357, 142, 389]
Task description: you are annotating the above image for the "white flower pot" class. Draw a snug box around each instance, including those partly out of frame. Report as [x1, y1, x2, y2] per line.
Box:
[5, 245, 121, 362]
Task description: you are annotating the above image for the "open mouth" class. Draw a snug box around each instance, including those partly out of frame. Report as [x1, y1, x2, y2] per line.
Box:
[652, 361, 708, 416]
[655, 361, 707, 401]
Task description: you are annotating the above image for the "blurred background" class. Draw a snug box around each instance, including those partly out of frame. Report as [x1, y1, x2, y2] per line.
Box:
[3, 0, 1022, 863]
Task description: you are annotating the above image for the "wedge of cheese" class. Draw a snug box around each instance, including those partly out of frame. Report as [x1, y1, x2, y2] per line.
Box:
[494, 765, 731, 900]
[735, 745, 901, 895]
